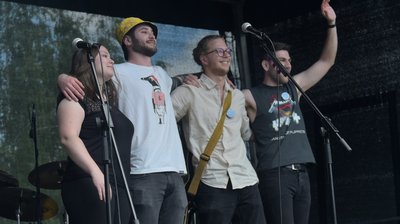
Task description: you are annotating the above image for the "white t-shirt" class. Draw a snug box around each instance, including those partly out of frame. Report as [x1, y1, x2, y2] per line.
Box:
[114, 62, 187, 175]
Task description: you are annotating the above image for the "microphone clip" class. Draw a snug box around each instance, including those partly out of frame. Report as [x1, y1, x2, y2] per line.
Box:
[241, 22, 268, 40]
[72, 38, 92, 50]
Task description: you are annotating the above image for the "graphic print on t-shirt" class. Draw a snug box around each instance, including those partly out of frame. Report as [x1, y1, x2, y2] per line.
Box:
[141, 75, 166, 124]
[268, 91, 300, 131]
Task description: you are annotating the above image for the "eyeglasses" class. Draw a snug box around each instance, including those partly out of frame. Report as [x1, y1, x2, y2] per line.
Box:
[205, 48, 233, 57]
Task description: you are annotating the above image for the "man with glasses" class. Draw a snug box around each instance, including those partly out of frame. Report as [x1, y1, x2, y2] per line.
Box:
[172, 35, 266, 224]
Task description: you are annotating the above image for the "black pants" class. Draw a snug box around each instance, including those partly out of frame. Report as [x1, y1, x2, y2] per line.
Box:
[258, 168, 311, 224]
[194, 182, 266, 224]
[62, 177, 130, 224]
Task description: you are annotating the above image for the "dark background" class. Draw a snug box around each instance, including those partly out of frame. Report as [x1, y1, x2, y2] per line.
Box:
[251, 0, 400, 223]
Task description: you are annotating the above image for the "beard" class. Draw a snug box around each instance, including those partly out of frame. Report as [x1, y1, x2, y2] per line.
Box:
[131, 38, 157, 57]
[271, 71, 289, 85]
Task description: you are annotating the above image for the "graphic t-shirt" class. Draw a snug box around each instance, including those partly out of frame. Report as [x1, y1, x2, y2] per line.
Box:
[250, 82, 315, 171]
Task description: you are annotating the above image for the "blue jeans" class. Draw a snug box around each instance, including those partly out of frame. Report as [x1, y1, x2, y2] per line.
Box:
[126, 172, 187, 224]
[194, 182, 266, 224]
[258, 168, 311, 224]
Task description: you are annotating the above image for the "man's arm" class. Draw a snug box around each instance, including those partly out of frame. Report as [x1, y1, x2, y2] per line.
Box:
[242, 89, 257, 123]
[171, 86, 192, 121]
[294, 0, 338, 94]
[239, 93, 252, 141]
[171, 72, 236, 92]
[171, 73, 202, 92]
[57, 74, 85, 101]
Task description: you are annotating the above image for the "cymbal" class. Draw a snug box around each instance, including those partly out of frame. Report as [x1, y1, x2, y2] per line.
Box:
[0, 170, 19, 187]
[28, 161, 67, 189]
[0, 187, 58, 221]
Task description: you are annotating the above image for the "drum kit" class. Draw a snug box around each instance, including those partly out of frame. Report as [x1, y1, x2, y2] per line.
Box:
[0, 161, 67, 223]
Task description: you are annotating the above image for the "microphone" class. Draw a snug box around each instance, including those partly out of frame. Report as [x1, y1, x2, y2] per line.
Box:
[72, 38, 92, 50]
[241, 22, 265, 39]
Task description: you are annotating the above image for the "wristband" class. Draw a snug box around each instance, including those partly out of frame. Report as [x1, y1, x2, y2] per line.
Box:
[328, 24, 336, 28]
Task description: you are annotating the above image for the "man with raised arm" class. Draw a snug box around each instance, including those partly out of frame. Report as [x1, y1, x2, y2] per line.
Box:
[242, 1, 338, 223]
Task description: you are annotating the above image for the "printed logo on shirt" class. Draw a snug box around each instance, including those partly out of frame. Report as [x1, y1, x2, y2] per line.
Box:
[141, 75, 166, 124]
[268, 91, 300, 131]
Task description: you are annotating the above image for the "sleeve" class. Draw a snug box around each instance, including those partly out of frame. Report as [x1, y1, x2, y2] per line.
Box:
[156, 66, 173, 93]
[171, 76, 183, 92]
[171, 85, 192, 121]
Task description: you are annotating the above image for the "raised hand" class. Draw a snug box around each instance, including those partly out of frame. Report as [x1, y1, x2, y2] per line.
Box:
[321, 0, 336, 24]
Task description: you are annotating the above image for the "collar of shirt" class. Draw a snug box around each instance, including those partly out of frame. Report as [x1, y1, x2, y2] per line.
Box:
[200, 73, 233, 93]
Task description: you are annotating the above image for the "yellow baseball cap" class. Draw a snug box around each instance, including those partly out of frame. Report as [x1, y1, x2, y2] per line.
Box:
[115, 17, 158, 44]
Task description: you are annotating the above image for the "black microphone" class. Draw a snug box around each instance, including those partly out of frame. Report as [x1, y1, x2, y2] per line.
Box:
[72, 38, 92, 50]
[241, 22, 265, 39]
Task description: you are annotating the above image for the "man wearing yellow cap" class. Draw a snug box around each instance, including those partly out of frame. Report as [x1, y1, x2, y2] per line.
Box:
[58, 17, 188, 224]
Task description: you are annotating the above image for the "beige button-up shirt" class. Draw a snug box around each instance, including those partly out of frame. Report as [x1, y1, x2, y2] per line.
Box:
[172, 74, 258, 189]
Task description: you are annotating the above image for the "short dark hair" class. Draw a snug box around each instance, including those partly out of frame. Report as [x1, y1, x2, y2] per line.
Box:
[260, 41, 291, 61]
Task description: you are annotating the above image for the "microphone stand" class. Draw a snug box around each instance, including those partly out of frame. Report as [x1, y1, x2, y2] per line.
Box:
[16, 188, 23, 224]
[85, 46, 139, 224]
[29, 104, 42, 224]
[251, 33, 352, 224]
[321, 127, 338, 224]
